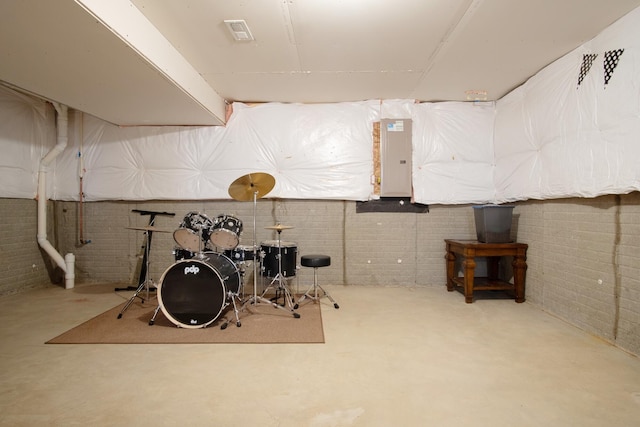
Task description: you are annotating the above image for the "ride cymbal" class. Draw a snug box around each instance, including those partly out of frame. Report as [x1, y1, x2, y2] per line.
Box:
[228, 172, 275, 201]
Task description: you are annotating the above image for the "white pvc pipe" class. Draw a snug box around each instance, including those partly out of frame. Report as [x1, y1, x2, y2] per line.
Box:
[37, 102, 75, 289]
[65, 253, 76, 290]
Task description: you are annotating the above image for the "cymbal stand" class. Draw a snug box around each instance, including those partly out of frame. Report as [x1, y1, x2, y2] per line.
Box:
[115, 209, 174, 292]
[261, 228, 296, 311]
[118, 229, 156, 319]
[236, 191, 300, 322]
[195, 223, 207, 259]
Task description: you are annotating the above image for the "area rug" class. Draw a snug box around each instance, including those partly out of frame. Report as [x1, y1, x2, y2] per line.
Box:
[46, 299, 324, 344]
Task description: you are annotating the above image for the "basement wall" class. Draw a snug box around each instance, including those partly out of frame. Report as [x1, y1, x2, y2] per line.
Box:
[0, 199, 56, 294]
[47, 198, 476, 290]
[1, 193, 638, 355]
[517, 193, 640, 356]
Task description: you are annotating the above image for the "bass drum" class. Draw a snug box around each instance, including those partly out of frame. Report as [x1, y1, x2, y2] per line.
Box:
[157, 259, 227, 329]
[202, 252, 242, 295]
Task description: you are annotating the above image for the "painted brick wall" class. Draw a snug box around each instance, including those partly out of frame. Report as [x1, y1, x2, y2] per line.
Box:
[0, 199, 55, 294]
[50, 199, 477, 289]
[516, 194, 640, 355]
[2, 193, 639, 355]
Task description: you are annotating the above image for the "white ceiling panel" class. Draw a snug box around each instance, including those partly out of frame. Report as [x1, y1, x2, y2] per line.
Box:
[287, 0, 473, 71]
[209, 69, 426, 104]
[413, 0, 640, 100]
[1, 0, 639, 125]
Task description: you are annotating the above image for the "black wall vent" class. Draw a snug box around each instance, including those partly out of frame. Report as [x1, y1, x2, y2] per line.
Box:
[356, 197, 429, 213]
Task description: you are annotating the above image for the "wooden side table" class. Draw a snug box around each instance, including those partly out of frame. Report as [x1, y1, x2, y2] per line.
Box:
[445, 239, 528, 303]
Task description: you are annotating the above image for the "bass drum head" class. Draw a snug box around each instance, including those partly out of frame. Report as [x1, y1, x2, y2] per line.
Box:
[203, 252, 242, 295]
[158, 260, 226, 328]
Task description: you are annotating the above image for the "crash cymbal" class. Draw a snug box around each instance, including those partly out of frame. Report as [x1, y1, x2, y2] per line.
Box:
[264, 224, 294, 231]
[125, 226, 172, 233]
[228, 172, 275, 201]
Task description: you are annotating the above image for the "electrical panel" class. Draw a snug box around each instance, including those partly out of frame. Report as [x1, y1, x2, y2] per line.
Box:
[380, 119, 412, 197]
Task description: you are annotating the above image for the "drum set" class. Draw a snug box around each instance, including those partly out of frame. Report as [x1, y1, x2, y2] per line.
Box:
[119, 172, 302, 329]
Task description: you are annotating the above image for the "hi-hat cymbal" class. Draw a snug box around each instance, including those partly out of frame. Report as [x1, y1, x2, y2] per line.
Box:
[264, 224, 294, 231]
[126, 226, 172, 233]
[228, 172, 275, 201]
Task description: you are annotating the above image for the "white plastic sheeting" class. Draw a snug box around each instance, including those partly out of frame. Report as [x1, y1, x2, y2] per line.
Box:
[0, 85, 55, 198]
[52, 98, 494, 203]
[2, 7, 640, 204]
[412, 102, 496, 204]
[53, 101, 379, 201]
[494, 7, 640, 201]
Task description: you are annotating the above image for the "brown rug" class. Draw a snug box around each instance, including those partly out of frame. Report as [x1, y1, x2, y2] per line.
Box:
[46, 299, 324, 344]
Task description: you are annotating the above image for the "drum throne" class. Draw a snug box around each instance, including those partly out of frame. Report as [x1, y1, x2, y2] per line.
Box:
[294, 255, 339, 309]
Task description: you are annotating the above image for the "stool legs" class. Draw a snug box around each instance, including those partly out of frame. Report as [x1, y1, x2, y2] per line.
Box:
[294, 267, 339, 309]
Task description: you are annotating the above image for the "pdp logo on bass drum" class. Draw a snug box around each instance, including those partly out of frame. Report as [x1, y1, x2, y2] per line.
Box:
[184, 265, 200, 275]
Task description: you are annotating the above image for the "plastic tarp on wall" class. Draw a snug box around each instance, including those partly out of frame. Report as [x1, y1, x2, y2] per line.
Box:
[1, 91, 497, 204]
[0, 85, 55, 198]
[494, 6, 640, 201]
[53, 101, 379, 201]
[412, 101, 496, 205]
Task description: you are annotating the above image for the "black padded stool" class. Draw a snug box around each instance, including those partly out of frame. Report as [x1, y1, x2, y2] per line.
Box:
[295, 255, 339, 309]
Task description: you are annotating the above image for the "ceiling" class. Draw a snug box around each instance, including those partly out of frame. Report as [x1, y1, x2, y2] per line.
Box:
[1, 0, 639, 126]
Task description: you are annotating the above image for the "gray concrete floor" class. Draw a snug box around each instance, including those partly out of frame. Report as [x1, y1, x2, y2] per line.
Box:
[1, 282, 639, 426]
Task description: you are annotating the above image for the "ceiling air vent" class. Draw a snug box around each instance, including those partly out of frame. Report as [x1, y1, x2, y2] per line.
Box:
[224, 20, 254, 41]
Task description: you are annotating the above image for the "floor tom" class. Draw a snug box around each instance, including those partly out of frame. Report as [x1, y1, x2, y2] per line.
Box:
[260, 240, 297, 278]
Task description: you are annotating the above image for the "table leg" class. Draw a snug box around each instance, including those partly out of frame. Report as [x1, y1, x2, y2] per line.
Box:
[512, 253, 527, 303]
[445, 249, 456, 291]
[462, 257, 476, 303]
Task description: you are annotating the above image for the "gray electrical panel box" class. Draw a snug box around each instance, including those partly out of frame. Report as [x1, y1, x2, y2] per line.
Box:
[380, 119, 412, 197]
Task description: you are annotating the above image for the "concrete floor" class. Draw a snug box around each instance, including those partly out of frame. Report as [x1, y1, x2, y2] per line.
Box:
[1, 282, 639, 427]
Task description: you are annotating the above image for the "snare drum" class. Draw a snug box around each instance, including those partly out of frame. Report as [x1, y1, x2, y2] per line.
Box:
[224, 245, 255, 263]
[210, 214, 243, 250]
[260, 240, 297, 277]
[173, 247, 196, 261]
[173, 211, 214, 252]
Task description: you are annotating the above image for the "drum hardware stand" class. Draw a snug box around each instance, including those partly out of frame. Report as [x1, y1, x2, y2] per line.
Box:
[241, 196, 299, 318]
[221, 173, 300, 329]
[200, 250, 244, 329]
[194, 224, 208, 259]
[261, 226, 297, 312]
[220, 289, 243, 329]
[118, 227, 159, 319]
[149, 305, 161, 326]
[115, 209, 174, 293]
[219, 257, 252, 329]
